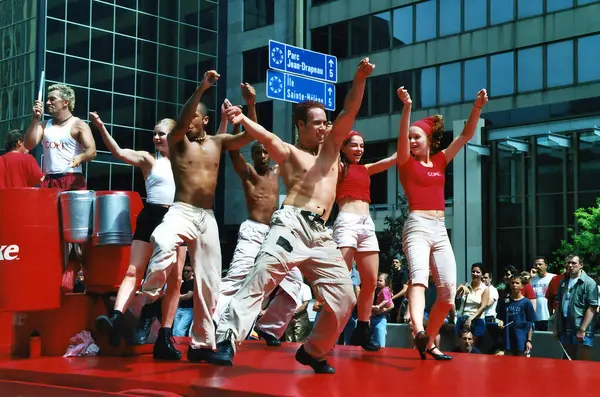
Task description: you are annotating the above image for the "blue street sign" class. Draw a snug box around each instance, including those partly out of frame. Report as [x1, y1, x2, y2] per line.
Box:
[266, 70, 335, 111]
[269, 40, 337, 83]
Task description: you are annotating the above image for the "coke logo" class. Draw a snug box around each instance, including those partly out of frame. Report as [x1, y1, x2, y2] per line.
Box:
[43, 141, 65, 149]
[427, 171, 442, 177]
[0, 244, 20, 260]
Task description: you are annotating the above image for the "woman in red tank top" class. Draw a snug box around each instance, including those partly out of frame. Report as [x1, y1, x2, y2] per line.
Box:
[396, 86, 488, 360]
[332, 130, 397, 350]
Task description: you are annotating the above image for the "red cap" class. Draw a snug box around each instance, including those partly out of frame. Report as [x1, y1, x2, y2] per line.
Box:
[344, 130, 363, 143]
[411, 116, 436, 135]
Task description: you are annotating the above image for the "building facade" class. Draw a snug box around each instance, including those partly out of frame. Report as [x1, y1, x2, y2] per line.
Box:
[224, 0, 600, 283]
[0, 0, 224, 204]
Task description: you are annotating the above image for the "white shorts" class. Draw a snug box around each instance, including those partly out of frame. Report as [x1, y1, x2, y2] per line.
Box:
[332, 212, 379, 252]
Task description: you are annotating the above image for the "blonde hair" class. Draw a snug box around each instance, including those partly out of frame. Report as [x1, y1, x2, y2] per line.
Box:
[156, 118, 176, 132]
[48, 84, 76, 112]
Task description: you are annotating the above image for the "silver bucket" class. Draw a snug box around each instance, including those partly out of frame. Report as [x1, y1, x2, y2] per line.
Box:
[59, 190, 95, 243]
[92, 192, 132, 246]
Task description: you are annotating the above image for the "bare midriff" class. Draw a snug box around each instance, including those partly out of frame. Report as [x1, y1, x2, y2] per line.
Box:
[337, 198, 370, 215]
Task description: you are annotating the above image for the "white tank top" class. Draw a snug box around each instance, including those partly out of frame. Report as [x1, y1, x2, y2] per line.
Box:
[42, 118, 84, 174]
[145, 153, 175, 205]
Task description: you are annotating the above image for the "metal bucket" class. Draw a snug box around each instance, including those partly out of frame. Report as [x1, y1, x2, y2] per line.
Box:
[59, 190, 95, 243]
[92, 192, 132, 246]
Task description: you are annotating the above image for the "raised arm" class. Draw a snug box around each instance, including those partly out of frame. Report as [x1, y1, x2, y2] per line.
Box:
[169, 70, 219, 145]
[24, 100, 44, 150]
[442, 89, 488, 162]
[329, 58, 375, 145]
[226, 106, 290, 165]
[71, 119, 97, 168]
[228, 83, 259, 177]
[217, 101, 228, 135]
[365, 152, 397, 175]
[89, 112, 153, 169]
[396, 87, 412, 166]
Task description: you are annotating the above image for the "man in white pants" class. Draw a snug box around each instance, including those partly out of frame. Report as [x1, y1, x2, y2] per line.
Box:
[140, 70, 252, 363]
[214, 58, 375, 374]
[214, 83, 304, 346]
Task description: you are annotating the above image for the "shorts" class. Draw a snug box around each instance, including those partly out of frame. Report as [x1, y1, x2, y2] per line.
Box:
[132, 202, 169, 243]
[332, 212, 379, 252]
[41, 172, 86, 191]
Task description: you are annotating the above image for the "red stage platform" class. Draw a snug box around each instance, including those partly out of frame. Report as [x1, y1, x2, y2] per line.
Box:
[0, 341, 598, 397]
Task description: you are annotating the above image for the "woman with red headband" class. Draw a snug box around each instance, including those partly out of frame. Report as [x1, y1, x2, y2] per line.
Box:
[396, 86, 488, 360]
[333, 129, 397, 350]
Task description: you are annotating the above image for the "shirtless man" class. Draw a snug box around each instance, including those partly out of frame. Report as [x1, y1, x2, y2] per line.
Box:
[24, 84, 96, 190]
[139, 70, 252, 362]
[214, 84, 305, 347]
[214, 58, 375, 374]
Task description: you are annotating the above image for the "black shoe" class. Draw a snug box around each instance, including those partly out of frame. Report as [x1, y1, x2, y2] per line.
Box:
[212, 329, 235, 366]
[426, 345, 453, 361]
[295, 345, 335, 374]
[414, 331, 430, 360]
[95, 311, 124, 347]
[255, 328, 282, 347]
[187, 346, 220, 364]
[153, 327, 182, 361]
[132, 302, 160, 345]
[349, 321, 380, 351]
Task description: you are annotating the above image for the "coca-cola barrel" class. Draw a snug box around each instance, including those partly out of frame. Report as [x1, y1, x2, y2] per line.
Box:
[83, 191, 144, 293]
[0, 188, 63, 311]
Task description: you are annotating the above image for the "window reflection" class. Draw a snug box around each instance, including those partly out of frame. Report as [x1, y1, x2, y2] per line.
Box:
[517, 0, 542, 18]
[415, 1, 436, 42]
[464, 57, 487, 99]
[439, 0, 461, 36]
[490, 52, 514, 96]
[577, 34, 600, 83]
[371, 12, 391, 52]
[417, 67, 436, 108]
[244, 0, 274, 31]
[439, 62, 461, 105]
[547, 41, 573, 87]
[350, 16, 369, 56]
[86, 161, 110, 191]
[547, 0, 574, 12]
[111, 164, 134, 192]
[490, 0, 514, 25]
[464, 0, 486, 31]
[392, 6, 412, 47]
[517, 47, 542, 92]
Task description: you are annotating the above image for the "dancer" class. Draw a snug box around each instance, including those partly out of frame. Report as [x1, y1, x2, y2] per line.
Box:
[90, 112, 187, 360]
[396, 86, 488, 360]
[333, 129, 397, 350]
[215, 58, 375, 374]
[139, 70, 252, 363]
[214, 83, 304, 347]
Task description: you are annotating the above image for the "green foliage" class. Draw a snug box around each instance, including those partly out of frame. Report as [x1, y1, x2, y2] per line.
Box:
[378, 194, 410, 271]
[553, 197, 600, 274]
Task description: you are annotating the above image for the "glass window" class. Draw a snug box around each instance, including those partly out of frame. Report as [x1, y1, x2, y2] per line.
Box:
[87, 162, 110, 191]
[463, 57, 487, 99]
[198, 54, 216, 75]
[577, 0, 599, 4]
[547, 0, 574, 12]
[547, 40, 573, 87]
[179, 50, 198, 81]
[89, 90, 112, 124]
[157, 77, 177, 103]
[517, 0, 542, 18]
[138, 41, 157, 73]
[67, 0, 90, 25]
[91, 29, 113, 63]
[199, 29, 217, 56]
[242, 47, 268, 84]
[90, 62, 112, 91]
[517, 46, 542, 92]
[139, 1, 158, 15]
[114, 35, 136, 68]
[578, 134, 600, 191]
[244, 0, 274, 31]
[439, 62, 461, 105]
[91, 0, 113, 31]
[350, 16, 369, 56]
[156, 101, 177, 121]
[110, 164, 133, 191]
[371, 12, 391, 52]
[158, 45, 176, 76]
[330, 22, 349, 58]
[47, 0, 65, 20]
[115, 7, 136, 37]
[392, 6, 413, 47]
[46, 18, 65, 53]
[577, 34, 600, 82]
[159, 18, 178, 47]
[200, 0, 218, 31]
[490, 0, 514, 25]
[179, 80, 198, 103]
[113, 66, 135, 96]
[416, 1, 436, 42]
[138, 13, 157, 42]
[255, 101, 273, 132]
[370, 75, 391, 116]
[496, 228, 523, 264]
[180, 1, 199, 25]
[417, 67, 436, 108]
[66, 23, 90, 58]
[136, 71, 156, 99]
[116, 0, 136, 9]
[392, 70, 414, 112]
[112, 126, 133, 151]
[113, 94, 134, 126]
[133, 167, 146, 199]
[65, 56, 88, 87]
[159, 0, 177, 20]
[464, 0, 487, 31]
[490, 52, 514, 96]
[180, 24, 198, 52]
[45, 52, 64, 82]
[136, 98, 156, 128]
[311, 26, 329, 55]
[536, 145, 565, 194]
[439, 0, 461, 36]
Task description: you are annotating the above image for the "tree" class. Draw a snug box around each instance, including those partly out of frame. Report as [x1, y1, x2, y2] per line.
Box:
[553, 197, 600, 273]
[378, 194, 410, 272]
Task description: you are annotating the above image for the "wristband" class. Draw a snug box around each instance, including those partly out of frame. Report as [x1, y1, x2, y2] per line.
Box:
[526, 339, 532, 344]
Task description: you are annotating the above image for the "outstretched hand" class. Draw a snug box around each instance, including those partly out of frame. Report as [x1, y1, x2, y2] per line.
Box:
[355, 57, 375, 79]
[474, 89, 488, 109]
[397, 86, 412, 105]
[89, 111, 103, 127]
[200, 70, 220, 90]
[241, 83, 256, 104]
[225, 105, 244, 125]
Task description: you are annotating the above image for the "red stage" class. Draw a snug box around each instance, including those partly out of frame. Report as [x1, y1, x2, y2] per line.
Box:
[0, 340, 598, 397]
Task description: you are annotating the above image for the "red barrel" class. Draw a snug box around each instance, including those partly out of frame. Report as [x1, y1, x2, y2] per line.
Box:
[83, 191, 144, 293]
[0, 188, 63, 311]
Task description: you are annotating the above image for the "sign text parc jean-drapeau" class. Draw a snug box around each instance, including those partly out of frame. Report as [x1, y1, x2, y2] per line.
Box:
[266, 40, 337, 111]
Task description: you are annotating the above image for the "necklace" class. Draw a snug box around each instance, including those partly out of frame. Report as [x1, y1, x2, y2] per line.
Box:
[54, 115, 73, 124]
[189, 134, 206, 144]
[296, 142, 318, 156]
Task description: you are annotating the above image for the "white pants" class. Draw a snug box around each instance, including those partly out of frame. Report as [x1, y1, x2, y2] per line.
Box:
[141, 202, 221, 350]
[402, 212, 456, 303]
[216, 206, 355, 360]
[332, 212, 379, 252]
[214, 219, 304, 339]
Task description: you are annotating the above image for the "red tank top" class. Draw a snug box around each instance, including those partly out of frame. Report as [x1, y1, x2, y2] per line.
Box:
[398, 152, 447, 211]
[337, 164, 371, 203]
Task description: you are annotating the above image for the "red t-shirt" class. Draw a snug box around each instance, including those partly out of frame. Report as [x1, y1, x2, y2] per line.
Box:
[337, 164, 371, 203]
[398, 152, 447, 211]
[522, 283, 536, 300]
[545, 273, 566, 311]
[0, 152, 44, 188]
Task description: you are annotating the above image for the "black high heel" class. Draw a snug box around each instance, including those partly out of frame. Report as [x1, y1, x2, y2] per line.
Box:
[414, 331, 430, 360]
[426, 345, 453, 361]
